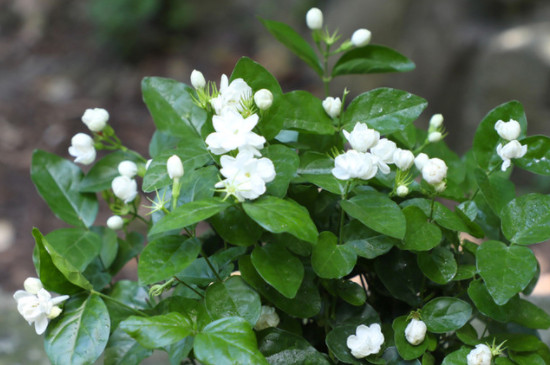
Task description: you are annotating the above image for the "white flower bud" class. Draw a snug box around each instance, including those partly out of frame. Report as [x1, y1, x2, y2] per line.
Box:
[494, 119, 521, 141]
[48, 306, 62, 319]
[167, 155, 184, 180]
[118, 160, 138, 178]
[190, 69, 206, 89]
[396, 185, 409, 197]
[429, 114, 444, 129]
[422, 158, 448, 185]
[346, 323, 384, 359]
[428, 131, 443, 143]
[496, 140, 527, 171]
[81, 108, 109, 132]
[23, 277, 43, 295]
[68, 133, 96, 165]
[404, 319, 427, 346]
[414, 153, 429, 171]
[306, 7, 323, 30]
[467, 344, 492, 365]
[254, 306, 280, 331]
[343, 122, 379, 153]
[112, 175, 138, 203]
[322, 97, 342, 119]
[351, 28, 372, 47]
[434, 181, 447, 193]
[145, 159, 152, 170]
[393, 148, 415, 171]
[254, 89, 273, 110]
[107, 215, 124, 230]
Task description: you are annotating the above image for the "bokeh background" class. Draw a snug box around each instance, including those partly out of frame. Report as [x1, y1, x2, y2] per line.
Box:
[1, 0, 550, 362]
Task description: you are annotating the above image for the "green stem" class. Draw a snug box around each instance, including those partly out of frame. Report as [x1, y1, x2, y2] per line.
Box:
[93, 290, 149, 317]
[322, 43, 331, 97]
[338, 181, 352, 245]
[174, 277, 204, 298]
[202, 249, 223, 282]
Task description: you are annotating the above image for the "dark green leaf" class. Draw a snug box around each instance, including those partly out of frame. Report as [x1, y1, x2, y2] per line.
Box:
[263, 144, 300, 197]
[311, 231, 356, 279]
[230, 56, 283, 95]
[441, 346, 470, 365]
[401, 206, 442, 251]
[166, 337, 194, 365]
[456, 324, 478, 346]
[109, 232, 145, 275]
[515, 135, 550, 175]
[104, 327, 153, 365]
[325, 325, 365, 365]
[474, 169, 515, 216]
[91, 226, 118, 270]
[149, 130, 181, 158]
[31, 150, 98, 228]
[257, 328, 330, 365]
[343, 220, 396, 259]
[509, 352, 546, 365]
[178, 165, 219, 203]
[333, 45, 415, 76]
[393, 316, 429, 360]
[467, 280, 509, 322]
[417, 247, 457, 284]
[120, 313, 193, 349]
[501, 193, 550, 245]
[296, 151, 348, 195]
[422, 297, 472, 333]
[210, 205, 263, 246]
[79, 151, 143, 192]
[104, 281, 150, 330]
[336, 279, 367, 306]
[46, 228, 102, 272]
[205, 276, 261, 325]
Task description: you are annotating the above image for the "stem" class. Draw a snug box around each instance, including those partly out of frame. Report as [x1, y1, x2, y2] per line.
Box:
[93, 291, 149, 317]
[429, 196, 436, 221]
[338, 181, 351, 245]
[322, 43, 331, 97]
[171, 178, 181, 211]
[174, 277, 204, 298]
[202, 249, 223, 281]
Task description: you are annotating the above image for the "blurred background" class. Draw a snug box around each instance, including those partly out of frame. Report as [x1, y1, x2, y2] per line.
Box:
[1, 0, 550, 362]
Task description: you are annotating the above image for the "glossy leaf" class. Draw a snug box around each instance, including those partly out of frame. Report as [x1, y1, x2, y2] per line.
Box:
[333, 45, 415, 76]
[393, 316, 430, 360]
[148, 130, 181, 158]
[263, 144, 300, 197]
[336, 279, 367, 306]
[91, 226, 118, 270]
[515, 135, 550, 175]
[441, 347, 471, 365]
[325, 325, 364, 365]
[422, 297, 472, 333]
[104, 327, 153, 365]
[401, 206, 442, 251]
[417, 247, 457, 284]
[105, 280, 151, 330]
[311, 231, 356, 279]
[257, 328, 330, 365]
[501, 193, 550, 245]
[45, 294, 110, 365]
[79, 150, 143, 192]
[45, 228, 102, 272]
[178, 165, 219, 203]
[342, 220, 396, 259]
[210, 205, 263, 246]
[205, 276, 261, 325]
[120, 313, 193, 349]
[109, 232, 145, 275]
[342, 88, 427, 135]
[296, 152, 348, 195]
[31, 150, 98, 228]
[474, 169, 515, 216]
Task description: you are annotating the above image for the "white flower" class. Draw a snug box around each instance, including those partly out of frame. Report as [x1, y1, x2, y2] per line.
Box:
[393, 149, 415, 171]
[414, 153, 429, 171]
[322, 97, 342, 119]
[495, 119, 521, 141]
[14, 282, 69, 335]
[332, 150, 378, 180]
[215, 151, 276, 201]
[422, 158, 448, 185]
[428, 131, 443, 143]
[371, 138, 396, 174]
[343, 122, 380, 153]
[467, 344, 492, 365]
[190, 69, 206, 89]
[254, 89, 273, 110]
[107, 215, 124, 230]
[112, 175, 138, 203]
[404, 319, 427, 346]
[429, 114, 444, 129]
[81, 108, 109, 132]
[346, 323, 384, 359]
[205, 110, 266, 155]
[23, 277, 44, 294]
[306, 7, 323, 30]
[68, 133, 96, 165]
[351, 28, 372, 47]
[254, 306, 280, 331]
[497, 140, 527, 171]
[396, 185, 409, 197]
[118, 160, 138, 178]
[210, 75, 253, 115]
[167, 155, 184, 180]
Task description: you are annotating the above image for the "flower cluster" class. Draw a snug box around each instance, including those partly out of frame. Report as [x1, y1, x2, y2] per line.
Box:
[494, 119, 527, 171]
[306, 7, 372, 48]
[68, 108, 111, 165]
[427, 113, 445, 143]
[111, 160, 138, 204]
[346, 323, 385, 359]
[13, 277, 69, 335]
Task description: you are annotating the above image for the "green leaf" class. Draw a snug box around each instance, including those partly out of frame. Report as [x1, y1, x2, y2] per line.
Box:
[333, 45, 415, 76]
[474, 169, 515, 216]
[393, 316, 430, 360]
[476, 240, 537, 305]
[441, 346, 470, 365]
[149, 130, 181, 158]
[138, 236, 201, 285]
[210, 205, 263, 246]
[109, 232, 145, 275]
[401, 206, 442, 251]
[258, 328, 331, 365]
[31, 150, 98, 228]
[104, 327, 153, 365]
[501, 193, 550, 244]
[45, 294, 110, 365]
[243, 196, 318, 243]
[263, 144, 300, 197]
[456, 324, 479, 346]
[343, 220, 396, 259]
[312, 231, 356, 279]
[341, 190, 406, 239]
[417, 247, 457, 284]
[120, 313, 193, 349]
[258, 18, 322, 76]
[467, 279, 510, 322]
[194, 316, 269, 365]
[178, 165, 219, 203]
[515, 135, 550, 175]
[91, 226, 118, 270]
[104, 281, 151, 330]
[421, 297, 472, 333]
[509, 352, 546, 365]
[510, 298, 550, 329]
[296, 152, 348, 195]
[79, 151, 143, 192]
[45, 228, 102, 272]
[149, 198, 231, 237]
[335, 279, 367, 306]
[342, 88, 428, 135]
[251, 242, 304, 298]
[472, 100, 527, 170]
[325, 325, 364, 365]
[230, 56, 283, 94]
[205, 276, 261, 326]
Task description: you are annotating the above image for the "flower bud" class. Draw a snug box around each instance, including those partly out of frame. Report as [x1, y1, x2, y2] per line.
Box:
[322, 97, 342, 119]
[306, 7, 323, 30]
[107, 215, 124, 230]
[346, 323, 384, 359]
[190, 69, 206, 89]
[404, 319, 427, 345]
[343, 122, 379, 152]
[81, 108, 109, 132]
[118, 160, 138, 178]
[467, 344, 492, 365]
[428, 131, 443, 143]
[167, 155, 184, 180]
[254, 306, 280, 331]
[48, 306, 62, 319]
[396, 185, 409, 197]
[351, 28, 372, 47]
[494, 119, 521, 141]
[496, 140, 527, 171]
[68, 133, 96, 165]
[254, 89, 273, 110]
[422, 158, 448, 185]
[23, 277, 43, 295]
[414, 153, 429, 171]
[393, 148, 414, 170]
[434, 181, 447, 193]
[112, 175, 138, 203]
[429, 114, 444, 129]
